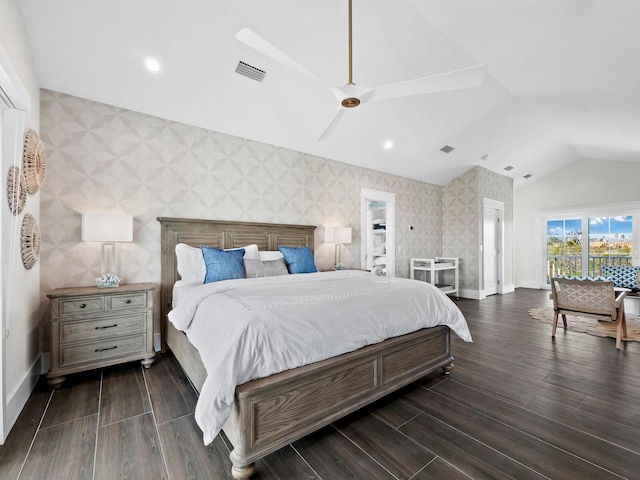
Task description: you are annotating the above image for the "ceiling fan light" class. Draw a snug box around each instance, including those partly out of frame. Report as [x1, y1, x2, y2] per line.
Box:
[341, 97, 361, 108]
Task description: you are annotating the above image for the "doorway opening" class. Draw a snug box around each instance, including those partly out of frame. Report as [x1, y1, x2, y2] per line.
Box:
[482, 198, 504, 298]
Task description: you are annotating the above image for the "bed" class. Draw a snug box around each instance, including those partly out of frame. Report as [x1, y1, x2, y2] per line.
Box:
[158, 217, 471, 480]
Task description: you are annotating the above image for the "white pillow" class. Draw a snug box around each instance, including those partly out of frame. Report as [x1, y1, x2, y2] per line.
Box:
[258, 250, 284, 261]
[175, 243, 259, 283]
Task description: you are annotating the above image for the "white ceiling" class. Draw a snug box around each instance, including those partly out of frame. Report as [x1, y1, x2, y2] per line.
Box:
[18, 0, 640, 188]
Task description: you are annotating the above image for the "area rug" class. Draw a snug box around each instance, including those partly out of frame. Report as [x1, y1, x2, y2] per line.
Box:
[528, 307, 640, 343]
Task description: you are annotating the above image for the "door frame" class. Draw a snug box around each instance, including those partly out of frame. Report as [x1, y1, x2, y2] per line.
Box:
[0, 44, 30, 443]
[360, 188, 396, 277]
[481, 198, 504, 299]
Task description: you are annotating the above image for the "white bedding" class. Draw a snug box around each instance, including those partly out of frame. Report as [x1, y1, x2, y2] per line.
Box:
[168, 270, 472, 444]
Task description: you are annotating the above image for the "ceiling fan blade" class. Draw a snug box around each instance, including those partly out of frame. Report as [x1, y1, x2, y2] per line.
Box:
[235, 28, 338, 91]
[370, 64, 487, 102]
[317, 108, 348, 142]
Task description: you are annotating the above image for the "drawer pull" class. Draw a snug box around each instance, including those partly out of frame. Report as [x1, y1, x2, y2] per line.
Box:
[125, 299, 132, 304]
[79, 304, 87, 309]
[95, 324, 118, 330]
[95, 346, 118, 352]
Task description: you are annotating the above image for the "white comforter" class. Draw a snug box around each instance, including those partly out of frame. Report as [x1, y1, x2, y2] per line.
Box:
[168, 270, 472, 444]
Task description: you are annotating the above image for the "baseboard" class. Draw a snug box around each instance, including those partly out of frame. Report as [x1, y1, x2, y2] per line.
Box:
[154, 332, 162, 352]
[461, 285, 515, 299]
[517, 280, 541, 289]
[500, 283, 516, 294]
[5, 353, 45, 439]
[459, 288, 481, 300]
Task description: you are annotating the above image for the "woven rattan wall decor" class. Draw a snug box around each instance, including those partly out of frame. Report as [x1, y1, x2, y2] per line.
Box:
[6, 165, 27, 215]
[20, 213, 41, 270]
[22, 130, 46, 195]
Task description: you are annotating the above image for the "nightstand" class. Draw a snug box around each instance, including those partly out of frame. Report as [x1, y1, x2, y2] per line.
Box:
[46, 282, 156, 388]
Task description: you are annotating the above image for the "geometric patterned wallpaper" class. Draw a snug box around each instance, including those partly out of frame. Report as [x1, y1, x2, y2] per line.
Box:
[478, 166, 514, 289]
[442, 166, 513, 295]
[39, 89, 444, 336]
[442, 167, 481, 292]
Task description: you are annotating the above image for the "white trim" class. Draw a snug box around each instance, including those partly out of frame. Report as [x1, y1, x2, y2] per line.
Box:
[459, 288, 481, 300]
[5, 354, 43, 438]
[0, 45, 30, 112]
[481, 198, 505, 298]
[0, 45, 31, 444]
[360, 188, 396, 277]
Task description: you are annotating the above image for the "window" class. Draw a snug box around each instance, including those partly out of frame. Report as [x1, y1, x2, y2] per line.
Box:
[540, 205, 639, 286]
[588, 216, 633, 276]
[547, 218, 582, 279]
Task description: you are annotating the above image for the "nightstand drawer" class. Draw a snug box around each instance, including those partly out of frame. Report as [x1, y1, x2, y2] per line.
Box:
[59, 313, 148, 344]
[56, 296, 104, 318]
[107, 292, 148, 311]
[59, 334, 148, 368]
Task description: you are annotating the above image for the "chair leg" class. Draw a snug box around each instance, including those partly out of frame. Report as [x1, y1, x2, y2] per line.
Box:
[552, 311, 559, 336]
[616, 320, 623, 350]
[561, 314, 567, 329]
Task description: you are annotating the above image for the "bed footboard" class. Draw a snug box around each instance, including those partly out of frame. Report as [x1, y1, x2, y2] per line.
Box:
[224, 325, 452, 479]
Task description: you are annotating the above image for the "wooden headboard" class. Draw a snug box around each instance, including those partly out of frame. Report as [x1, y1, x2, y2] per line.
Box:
[157, 217, 316, 338]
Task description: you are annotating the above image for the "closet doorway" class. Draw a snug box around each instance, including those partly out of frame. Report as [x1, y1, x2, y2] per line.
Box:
[361, 188, 395, 277]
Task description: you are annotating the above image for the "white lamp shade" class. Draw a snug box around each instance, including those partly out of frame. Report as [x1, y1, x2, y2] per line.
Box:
[335, 227, 352, 244]
[82, 213, 133, 242]
[324, 226, 352, 244]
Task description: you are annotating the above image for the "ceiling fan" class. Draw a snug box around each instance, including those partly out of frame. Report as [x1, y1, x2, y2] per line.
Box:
[235, 0, 486, 141]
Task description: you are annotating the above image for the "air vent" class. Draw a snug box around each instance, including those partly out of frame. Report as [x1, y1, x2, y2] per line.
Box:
[523, 173, 533, 179]
[235, 61, 266, 82]
[504, 165, 514, 171]
[440, 145, 454, 153]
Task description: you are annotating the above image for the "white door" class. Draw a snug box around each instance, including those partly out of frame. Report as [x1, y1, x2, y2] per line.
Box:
[483, 205, 500, 296]
[0, 46, 30, 444]
[0, 101, 5, 443]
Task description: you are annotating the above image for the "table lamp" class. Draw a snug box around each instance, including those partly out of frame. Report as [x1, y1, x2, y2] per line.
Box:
[82, 213, 133, 287]
[324, 226, 352, 270]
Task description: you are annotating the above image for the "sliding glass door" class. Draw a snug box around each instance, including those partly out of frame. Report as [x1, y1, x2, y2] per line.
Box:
[588, 216, 633, 276]
[544, 213, 634, 284]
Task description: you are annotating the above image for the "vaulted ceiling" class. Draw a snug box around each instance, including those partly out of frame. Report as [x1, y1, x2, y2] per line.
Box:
[18, 0, 640, 188]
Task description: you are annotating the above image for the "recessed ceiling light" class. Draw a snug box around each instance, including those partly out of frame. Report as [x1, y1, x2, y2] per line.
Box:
[383, 140, 393, 150]
[145, 58, 160, 73]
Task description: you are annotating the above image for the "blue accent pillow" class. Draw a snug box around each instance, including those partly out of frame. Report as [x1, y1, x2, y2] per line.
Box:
[602, 265, 640, 289]
[200, 246, 246, 283]
[278, 246, 317, 274]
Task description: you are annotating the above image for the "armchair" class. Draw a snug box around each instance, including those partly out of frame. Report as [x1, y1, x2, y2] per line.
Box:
[550, 277, 627, 349]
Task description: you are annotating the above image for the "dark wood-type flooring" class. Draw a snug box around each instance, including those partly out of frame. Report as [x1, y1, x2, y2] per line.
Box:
[2, 288, 640, 479]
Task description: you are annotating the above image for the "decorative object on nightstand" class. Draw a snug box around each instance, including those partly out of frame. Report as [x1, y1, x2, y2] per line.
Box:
[22, 129, 46, 195]
[325, 226, 352, 270]
[20, 213, 40, 269]
[82, 213, 133, 287]
[46, 282, 156, 388]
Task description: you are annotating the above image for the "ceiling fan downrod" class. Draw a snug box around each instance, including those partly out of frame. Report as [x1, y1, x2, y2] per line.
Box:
[341, 0, 360, 108]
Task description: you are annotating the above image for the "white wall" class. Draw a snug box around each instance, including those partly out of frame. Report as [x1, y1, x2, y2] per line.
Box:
[514, 158, 640, 288]
[0, 0, 42, 431]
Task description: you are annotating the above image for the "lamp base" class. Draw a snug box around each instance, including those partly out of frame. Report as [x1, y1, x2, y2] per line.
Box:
[95, 273, 122, 288]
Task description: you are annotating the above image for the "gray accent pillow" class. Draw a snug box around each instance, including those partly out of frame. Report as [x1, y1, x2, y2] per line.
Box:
[243, 258, 289, 278]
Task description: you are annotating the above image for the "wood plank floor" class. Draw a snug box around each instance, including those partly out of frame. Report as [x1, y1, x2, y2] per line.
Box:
[3, 287, 640, 479]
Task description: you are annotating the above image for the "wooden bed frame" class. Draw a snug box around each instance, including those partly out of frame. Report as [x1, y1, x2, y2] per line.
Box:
[158, 217, 454, 480]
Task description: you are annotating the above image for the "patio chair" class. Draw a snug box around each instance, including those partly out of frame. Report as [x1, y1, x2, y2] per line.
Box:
[550, 277, 627, 349]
